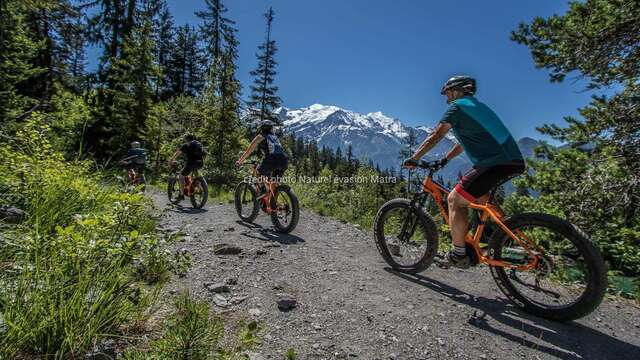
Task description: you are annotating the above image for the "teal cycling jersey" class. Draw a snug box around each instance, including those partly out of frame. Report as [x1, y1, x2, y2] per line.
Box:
[439, 96, 523, 167]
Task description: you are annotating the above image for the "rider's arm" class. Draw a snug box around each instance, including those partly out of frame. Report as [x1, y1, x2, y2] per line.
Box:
[445, 143, 463, 161]
[237, 134, 264, 163]
[169, 149, 181, 164]
[410, 122, 452, 161]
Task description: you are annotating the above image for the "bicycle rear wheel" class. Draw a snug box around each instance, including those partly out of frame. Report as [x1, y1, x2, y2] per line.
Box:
[373, 198, 439, 273]
[234, 182, 259, 222]
[190, 176, 208, 209]
[489, 213, 607, 321]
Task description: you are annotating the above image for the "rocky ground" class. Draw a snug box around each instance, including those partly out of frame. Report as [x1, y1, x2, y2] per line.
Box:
[152, 191, 640, 360]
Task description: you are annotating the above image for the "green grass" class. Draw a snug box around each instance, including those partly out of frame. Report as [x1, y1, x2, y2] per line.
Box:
[208, 186, 234, 204]
[0, 117, 180, 358]
[0, 118, 272, 358]
[608, 272, 640, 300]
[123, 292, 261, 360]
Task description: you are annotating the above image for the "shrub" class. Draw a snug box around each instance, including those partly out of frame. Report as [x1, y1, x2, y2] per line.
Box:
[291, 166, 390, 229]
[0, 116, 179, 358]
[152, 293, 224, 360]
[123, 292, 260, 360]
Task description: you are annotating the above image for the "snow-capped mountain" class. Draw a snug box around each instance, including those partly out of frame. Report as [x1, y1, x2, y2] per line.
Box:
[275, 104, 464, 175]
[273, 103, 541, 181]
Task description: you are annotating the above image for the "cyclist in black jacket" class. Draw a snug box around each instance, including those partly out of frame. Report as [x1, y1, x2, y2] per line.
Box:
[169, 133, 206, 200]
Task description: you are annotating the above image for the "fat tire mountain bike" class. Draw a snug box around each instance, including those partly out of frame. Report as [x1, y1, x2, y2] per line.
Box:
[234, 160, 299, 233]
[373, 160, 607, 321]
[167, 166, 208, 209]
[119, 158, 146, 192]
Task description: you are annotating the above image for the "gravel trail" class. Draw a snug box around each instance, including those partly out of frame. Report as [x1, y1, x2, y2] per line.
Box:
[153, 191, 640, 360]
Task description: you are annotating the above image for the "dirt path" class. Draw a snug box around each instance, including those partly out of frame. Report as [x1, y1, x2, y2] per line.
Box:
[152, 191, 640, 360]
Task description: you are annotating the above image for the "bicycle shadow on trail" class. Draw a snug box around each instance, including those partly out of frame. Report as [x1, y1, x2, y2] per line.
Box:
[166, 204, 208, 214]
[385, 269, 640, 360]
[235, 220, 305, 245]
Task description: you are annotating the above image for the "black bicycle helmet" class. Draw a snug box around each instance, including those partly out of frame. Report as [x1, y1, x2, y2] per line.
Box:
[183, 133, 196, 142]
[259, 120, 277, 131]
[440, 75, 476, 95]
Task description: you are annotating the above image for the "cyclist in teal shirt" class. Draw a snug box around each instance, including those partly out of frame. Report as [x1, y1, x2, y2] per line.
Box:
[404, 76, 525, 268]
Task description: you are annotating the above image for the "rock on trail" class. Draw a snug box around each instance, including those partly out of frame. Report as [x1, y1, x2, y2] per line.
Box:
[152, 191, 640, 360]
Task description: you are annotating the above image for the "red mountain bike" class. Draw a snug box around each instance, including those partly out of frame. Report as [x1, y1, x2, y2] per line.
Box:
[373, 160, 607, 321]
[119, 159, 146, 192]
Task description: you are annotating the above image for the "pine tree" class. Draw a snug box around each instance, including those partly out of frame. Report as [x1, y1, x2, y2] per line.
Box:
[0, 0, 44, 124]
[22, 1, 86, 99]
[153, 0, 174, 100]
[87, 0, 137, 63]
[127, 4, 158, 141]
[248, 7, 281, 122]
[85, 0, 138, 158]
[214, 47, 242, 167]
[511, 0, 640, 274]
[195, 0, 237, 78]
[195, 0, 241, 172]
[67, 15, 87, 93]
[85, 0, 160, 157]
[346, 144, 357, 176]
[307, 140, 321, 176]
[169, 25, 204, 96]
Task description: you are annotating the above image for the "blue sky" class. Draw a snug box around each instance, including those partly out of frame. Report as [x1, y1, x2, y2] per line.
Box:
[91, 0, 601, 140]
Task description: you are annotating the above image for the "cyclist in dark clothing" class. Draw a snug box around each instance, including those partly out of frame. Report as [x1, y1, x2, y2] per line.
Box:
[119, 141, 148, 187]
[236, 120, 289, 196]
[404, 75, 525, 268]
[121, 141, 148, 171]
[169, 133, 206, 199]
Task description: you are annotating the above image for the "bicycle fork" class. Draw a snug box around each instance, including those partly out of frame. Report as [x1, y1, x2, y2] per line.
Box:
[398, 193, 423, 243]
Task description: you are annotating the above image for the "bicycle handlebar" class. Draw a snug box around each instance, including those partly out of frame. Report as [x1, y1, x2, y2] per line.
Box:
[242, 159, 260, 166]
[404, 159, 446, 172]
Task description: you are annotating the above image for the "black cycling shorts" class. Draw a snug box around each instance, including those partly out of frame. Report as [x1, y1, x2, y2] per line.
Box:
[124, 162, 145, 171]
[454, 161, 525, 202]
[257, 154, 288, 179]
[181, 161, 203, 176]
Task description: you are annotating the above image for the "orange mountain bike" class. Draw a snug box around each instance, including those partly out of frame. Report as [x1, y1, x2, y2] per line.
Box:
[234, 160, 299, 233]
[167, 166, 208, 209]
[373, 160, 607, 321]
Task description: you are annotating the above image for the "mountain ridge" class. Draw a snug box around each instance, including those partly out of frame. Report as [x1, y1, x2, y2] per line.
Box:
[274, 104, 541, 180]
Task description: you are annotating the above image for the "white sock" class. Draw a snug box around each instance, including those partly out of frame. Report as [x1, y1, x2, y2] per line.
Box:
[453, 245, 466, 256]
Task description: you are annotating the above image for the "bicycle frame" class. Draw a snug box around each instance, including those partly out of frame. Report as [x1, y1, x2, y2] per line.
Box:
[247, 162, 285, 215]
[172, 169, 199, 196]
[127, 168, 140, 184]
[418, 172, 542, 271]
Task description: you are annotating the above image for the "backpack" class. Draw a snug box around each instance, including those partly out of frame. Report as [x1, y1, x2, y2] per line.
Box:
[265, 134, 284, 155]
[190, 141, 207, 160]
[129, 148, 147, 165]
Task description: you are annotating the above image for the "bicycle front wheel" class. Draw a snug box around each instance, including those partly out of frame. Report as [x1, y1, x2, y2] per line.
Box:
[489, 213, 607, 321]
[234, 182, 259, 222]
[373, 198, 439, 273]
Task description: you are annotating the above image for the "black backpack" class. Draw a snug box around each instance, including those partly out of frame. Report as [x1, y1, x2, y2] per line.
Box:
[192, 141, 207, 160]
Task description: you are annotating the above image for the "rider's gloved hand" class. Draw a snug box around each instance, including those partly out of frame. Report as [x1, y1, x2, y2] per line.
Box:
[235, 160, 243, 168]
[434, 157, 449, 169]
[403, 158, 418, 168]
